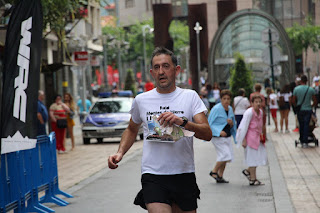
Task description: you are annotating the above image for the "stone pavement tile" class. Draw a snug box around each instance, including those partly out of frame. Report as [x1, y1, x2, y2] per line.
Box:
[268, 110, 320, 213]
[57, 135, 143, 190]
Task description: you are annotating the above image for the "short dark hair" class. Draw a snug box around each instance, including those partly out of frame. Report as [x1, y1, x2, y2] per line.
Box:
[238, 88, 245, 96]
[301, 75, 308, 83]
[254, 83, 262, 92]
[150, 47, 177, 67]
[251, 94, 262, 103]
[220, 89, 232, 99]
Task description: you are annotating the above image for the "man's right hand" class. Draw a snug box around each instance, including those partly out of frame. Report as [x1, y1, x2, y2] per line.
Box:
[108, 153, 123, 169]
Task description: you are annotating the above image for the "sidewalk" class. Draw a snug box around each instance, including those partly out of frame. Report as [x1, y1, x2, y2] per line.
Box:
[52, 110, 320, 212]
[267, 110, 320, 213]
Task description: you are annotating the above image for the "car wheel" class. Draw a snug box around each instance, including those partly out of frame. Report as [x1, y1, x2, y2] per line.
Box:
[97, 138, 103, 143]
[83, 138, 90, 145]
[139, 134, 143, 140]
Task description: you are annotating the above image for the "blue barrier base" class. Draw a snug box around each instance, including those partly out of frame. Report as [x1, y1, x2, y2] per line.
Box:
[0, 133, 73, 212]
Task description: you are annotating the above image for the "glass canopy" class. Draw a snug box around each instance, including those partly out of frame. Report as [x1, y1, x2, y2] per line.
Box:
[208, 10, 295, 91]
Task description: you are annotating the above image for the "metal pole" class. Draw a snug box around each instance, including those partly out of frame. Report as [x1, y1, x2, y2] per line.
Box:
[268, 28, 275, 90]
[117, 42, 122, 89]
[103, 40, 108, 89]
[143, 30, 147, 82]
[194, 22, 202, 93]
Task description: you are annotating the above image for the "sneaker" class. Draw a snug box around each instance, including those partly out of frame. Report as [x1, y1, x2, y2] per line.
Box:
[285, 130, 290, 133]
[293, 128, 299, 132]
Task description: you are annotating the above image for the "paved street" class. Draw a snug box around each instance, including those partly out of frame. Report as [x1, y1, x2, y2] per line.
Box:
[48, 110, 320, 212]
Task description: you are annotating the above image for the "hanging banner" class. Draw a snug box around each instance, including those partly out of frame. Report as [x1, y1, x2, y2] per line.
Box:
[1, 0, 43, 154]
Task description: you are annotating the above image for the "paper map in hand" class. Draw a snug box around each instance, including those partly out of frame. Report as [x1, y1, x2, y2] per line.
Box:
[146, 115, 195, 142]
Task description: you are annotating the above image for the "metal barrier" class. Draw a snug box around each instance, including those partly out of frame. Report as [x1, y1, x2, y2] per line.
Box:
[0, 132, 73, 212]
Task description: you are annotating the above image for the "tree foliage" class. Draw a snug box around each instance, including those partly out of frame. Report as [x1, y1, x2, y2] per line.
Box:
[229, 53, 253, 98]
[124, 68, 136, 95]
[169, 20, 189, 55]
[286, 17, 320, 68]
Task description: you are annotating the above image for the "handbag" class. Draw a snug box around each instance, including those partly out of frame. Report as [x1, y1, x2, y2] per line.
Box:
[57, 119, 67, 129]
[294, 87, 309, 114]
[69, 110, 75, 119]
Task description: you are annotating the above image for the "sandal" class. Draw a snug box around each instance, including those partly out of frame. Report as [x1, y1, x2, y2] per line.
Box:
[209, 171, 219, 180]
[242, 169, 250, 180]
[217, 177, 229, 183]
[249, 179, 264, 186]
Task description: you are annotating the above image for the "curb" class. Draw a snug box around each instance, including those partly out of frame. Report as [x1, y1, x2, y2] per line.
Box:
[267, 134, 296, 213]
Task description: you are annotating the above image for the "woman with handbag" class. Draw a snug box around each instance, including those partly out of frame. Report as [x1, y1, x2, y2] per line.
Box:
[236, 95, 268, 186]
[49, 94, 70, 154]
[208, 89, 237, 183]
[64, 93, 76, 151]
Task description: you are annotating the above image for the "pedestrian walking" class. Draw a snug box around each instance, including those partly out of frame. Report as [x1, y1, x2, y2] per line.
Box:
[250, 83, 267, 140]
[233, 88, 250, 128]
[292, 75, 317, 148]
[278, 84, 292, 133]
[268, 88, 279, 132]
[108, 47, 212, 213]
[290, 81, 299, 132]
[236, 95, 268, 186]
[37, 90, 48, 136]
[212, 82, 221, 105]
[77, 97, 92, 123]
[64, 92, 76, 151]
[208, 89, 237, 183]
[49, 94, 70, 154]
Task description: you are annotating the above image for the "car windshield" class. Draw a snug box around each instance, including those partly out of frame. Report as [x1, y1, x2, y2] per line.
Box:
[90, 100, 132, 114]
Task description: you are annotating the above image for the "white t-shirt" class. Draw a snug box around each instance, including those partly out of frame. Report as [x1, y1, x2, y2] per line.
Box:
[130, 87, 207, 175]
[213, 89, 220, 100]
[269, 93, 278, 109]
[233, 96, 250, 115]
[277, 92, 292, 102]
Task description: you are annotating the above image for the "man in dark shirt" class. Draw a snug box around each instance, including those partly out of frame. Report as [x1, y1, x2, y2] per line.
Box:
[37, 90, 48, 135]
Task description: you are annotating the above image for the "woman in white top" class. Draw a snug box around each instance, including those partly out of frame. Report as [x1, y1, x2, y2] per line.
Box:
[278, 84, 292, 133]
[268, 88, 279, 132]
[233, 88, 250, 128]
[212, 82, 221, 105]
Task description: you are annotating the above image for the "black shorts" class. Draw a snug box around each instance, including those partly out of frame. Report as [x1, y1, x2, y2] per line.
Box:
[134, 173, 200, 211]
[279, 102, 290, 110]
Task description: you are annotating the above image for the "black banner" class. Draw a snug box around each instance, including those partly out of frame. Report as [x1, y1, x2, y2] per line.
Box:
[1, 0, 43, 154]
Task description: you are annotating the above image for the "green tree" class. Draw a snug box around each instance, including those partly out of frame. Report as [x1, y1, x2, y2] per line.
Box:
[169, 20, 189, 55]
[286, 17, 320, 68]
[229, 53, 253, 98]
[124, 68, 136, 95]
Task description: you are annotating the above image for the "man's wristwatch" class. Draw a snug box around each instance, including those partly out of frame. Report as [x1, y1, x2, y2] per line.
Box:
[180, 116, 188, 128]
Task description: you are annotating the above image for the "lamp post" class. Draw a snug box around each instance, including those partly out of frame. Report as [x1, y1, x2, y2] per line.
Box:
[194, 22, 202, 92]
[142, 24, 154, 82]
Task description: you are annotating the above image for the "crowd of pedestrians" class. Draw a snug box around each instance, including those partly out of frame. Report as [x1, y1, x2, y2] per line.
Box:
[37, 90, 93, 154]
[37, 46, 319, 212]
[107, 47, 277, 213]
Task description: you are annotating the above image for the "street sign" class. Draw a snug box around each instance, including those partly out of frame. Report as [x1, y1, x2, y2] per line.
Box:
[74, 51, 88, 61]
[261, 46, 281, 65]
[74, 51, 88, 65]
[261, 28, 279, 44]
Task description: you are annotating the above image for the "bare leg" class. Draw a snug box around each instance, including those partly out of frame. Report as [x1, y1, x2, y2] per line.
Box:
[248, 167, 257, 181]
[146, 203, 172, 213]
[68, 126, 75, 150]
[280, 110, 285, 131]
[284, 109, 290, 131]
[217, 162, 227, 178]
[211, 161, 226, 176]
[272, 116, 278, 132]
